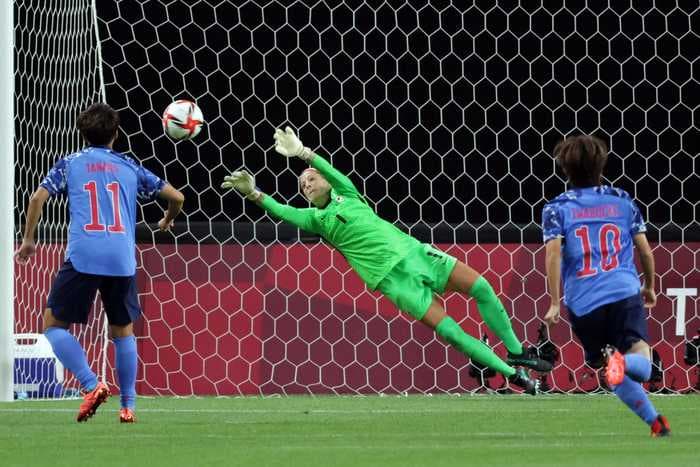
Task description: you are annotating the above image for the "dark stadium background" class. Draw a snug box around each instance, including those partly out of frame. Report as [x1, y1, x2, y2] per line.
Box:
[16, 1, 699, 243]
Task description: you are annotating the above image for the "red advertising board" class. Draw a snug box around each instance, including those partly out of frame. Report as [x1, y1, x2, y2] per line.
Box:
[15, 243, 700, 395]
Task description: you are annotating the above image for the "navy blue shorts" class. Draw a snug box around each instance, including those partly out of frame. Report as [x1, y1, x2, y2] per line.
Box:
[568, 294, 649, 367]
[46, 261, 141, 326]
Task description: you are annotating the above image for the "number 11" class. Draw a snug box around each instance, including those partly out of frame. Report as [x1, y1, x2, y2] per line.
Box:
[83, 180, 125, 233]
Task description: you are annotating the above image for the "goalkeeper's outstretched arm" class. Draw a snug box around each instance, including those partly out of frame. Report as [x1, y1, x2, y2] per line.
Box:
[221, 170, 318, 234]
[273, 127, 360, 199]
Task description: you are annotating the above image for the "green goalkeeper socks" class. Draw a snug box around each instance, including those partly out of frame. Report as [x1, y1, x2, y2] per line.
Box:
[469, 276, 523, 355]
[435, 317, 516, 377]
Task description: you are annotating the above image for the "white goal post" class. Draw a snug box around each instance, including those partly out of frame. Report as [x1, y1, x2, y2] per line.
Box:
[1, 0, 15, 402]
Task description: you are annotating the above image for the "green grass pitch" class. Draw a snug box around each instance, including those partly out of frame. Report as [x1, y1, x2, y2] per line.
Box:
[1, 394, 697, 467]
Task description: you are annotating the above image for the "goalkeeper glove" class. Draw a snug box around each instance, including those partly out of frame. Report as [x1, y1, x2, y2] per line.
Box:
[221, 170, 261, 201]
[273, 126, 313, 161]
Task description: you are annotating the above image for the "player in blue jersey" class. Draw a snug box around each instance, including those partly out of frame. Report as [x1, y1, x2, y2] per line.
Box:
[15, 103, 185, 423]
[542, 135, 670, 437]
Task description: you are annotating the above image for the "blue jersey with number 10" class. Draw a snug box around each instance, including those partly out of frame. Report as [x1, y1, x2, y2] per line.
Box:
[40, 146, 164, 276]
[541, 186, 646, 316]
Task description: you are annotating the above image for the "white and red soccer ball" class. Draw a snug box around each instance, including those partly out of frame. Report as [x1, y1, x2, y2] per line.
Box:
[162, 100, 204, 141]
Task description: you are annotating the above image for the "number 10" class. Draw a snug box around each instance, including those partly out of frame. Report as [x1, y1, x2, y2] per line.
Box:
[574, 224, 621, 277]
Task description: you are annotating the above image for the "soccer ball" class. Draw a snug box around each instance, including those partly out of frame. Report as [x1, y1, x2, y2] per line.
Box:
[162, 100, 204, 140]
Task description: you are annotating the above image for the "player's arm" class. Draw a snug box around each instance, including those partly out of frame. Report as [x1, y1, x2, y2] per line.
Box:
[309, 155, 360, 198]
[16, 157, 67, 264]
[157, 183, 185, 232]
[628, 198, 656, 307]
[633, 233, 656, 307]
[541, 203, 563, 327]
[221, 170, 318, 233]
[15, 187, 50, 264]
[544, 237, 562, 326]
[137, 165, 184, 232]
[273, 127, 360, 198]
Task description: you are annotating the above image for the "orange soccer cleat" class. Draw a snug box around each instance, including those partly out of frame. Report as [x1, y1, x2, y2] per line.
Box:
[650, 414, 671, 437]
[76, 382, 110, 422]
[119, 408, 136, 423]
[603, 345, 625, 386]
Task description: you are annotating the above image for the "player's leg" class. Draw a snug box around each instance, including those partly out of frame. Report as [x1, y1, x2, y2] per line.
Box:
[607, 297, 654, 384]
[421, 298, 515, 377]
[606, 295, 670, 436]
[444, 260, 521, 352]
[573, 297, 669, 436]
[607, 340, 669, 437]
[42, 308, 99, 392]
[43, 261, 109, 421]
[604, 339, 650, 385]
[377, 250, 538, 394]
[445, 260, 552, 372]
[110, 323, 137, 423]
[101, 275, 141, 422]
[43, 261, 100, 391]
[622, 340, 651, 379]
[421, 298, 538, 394]
[608, 344, 669, 436]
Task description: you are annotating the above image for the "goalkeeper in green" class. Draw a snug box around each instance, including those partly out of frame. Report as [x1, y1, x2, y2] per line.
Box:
[222, 127, 551, 394]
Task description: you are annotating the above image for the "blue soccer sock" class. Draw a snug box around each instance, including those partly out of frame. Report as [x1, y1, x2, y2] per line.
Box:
[612, 376, 658, 425]
[624, 353, 652, 382]
[44, 327, 97, 391]
[114, 335, 137, 409]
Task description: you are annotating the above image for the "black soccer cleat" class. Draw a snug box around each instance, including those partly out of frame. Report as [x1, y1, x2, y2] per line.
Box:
[507, 367, 540, 395]
[507, 347, 554, 373]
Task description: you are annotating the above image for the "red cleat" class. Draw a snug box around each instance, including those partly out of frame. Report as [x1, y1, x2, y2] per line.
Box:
[651, 414, 671, 437]
[119, 408, 136, 423]
[76, 382, 110, 422]
[603, 345, 625, 386]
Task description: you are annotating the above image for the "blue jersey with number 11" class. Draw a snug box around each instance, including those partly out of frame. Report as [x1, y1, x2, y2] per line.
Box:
[40, 146, 164, 276]
[541, 186, 646, 316]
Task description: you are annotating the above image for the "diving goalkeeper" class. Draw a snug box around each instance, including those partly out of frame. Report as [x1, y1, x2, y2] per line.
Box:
[222, 127, 552, 394]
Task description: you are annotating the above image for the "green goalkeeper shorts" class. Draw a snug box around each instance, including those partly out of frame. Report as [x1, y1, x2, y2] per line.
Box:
[376, 243, 457, 321]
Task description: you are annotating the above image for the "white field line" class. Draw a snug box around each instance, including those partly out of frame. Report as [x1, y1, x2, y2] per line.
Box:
[0, 406, 696, 414]
[0, 407, 574, 414]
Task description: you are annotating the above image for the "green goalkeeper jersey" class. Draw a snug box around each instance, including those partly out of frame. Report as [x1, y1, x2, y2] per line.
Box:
[260, 154, 420, 290]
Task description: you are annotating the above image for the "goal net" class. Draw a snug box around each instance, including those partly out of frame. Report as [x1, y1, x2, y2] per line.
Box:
[13, 0, 107, 398]
[12, 1, 699, 397]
